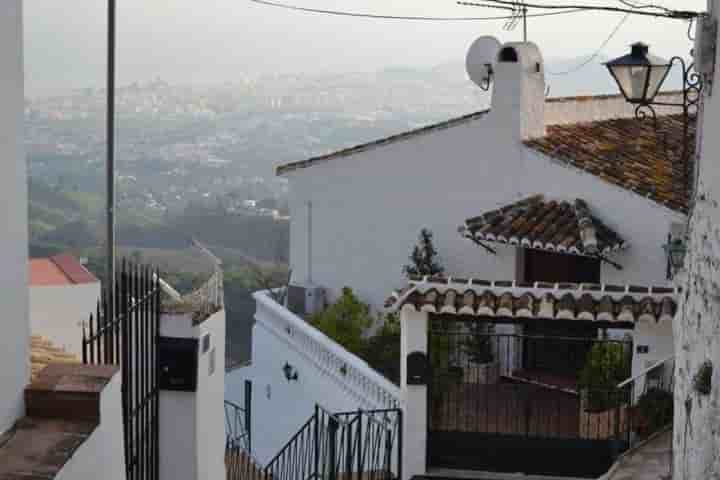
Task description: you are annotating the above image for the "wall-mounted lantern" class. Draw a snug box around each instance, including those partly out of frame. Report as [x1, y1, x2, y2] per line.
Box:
[605, 42, 702, 189]
[663, 233, 688, 280]
[283, 362, 299, 382]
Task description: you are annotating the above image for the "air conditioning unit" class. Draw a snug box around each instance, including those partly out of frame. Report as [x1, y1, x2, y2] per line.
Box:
[287, 283, 326, 317]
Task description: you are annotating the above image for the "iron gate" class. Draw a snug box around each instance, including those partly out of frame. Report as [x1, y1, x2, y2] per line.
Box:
[427, 316, 632, 478]
[82, 262, 161, 480]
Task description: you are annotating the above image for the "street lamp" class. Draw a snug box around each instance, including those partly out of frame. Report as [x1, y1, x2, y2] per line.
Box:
[605, 42, 702, 192]
[663, 233, 688, 280]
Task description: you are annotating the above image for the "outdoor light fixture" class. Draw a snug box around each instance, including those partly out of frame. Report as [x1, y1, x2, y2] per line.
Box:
[283, 362, 299, 382]
[605, 42, 702, 186]
[663, 233, 688, 280]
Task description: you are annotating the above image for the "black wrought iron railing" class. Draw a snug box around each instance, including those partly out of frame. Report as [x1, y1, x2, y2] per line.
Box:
[82, 261, 161, 480]
[264, 405, 403, 480]
[617, 355, 675, 446]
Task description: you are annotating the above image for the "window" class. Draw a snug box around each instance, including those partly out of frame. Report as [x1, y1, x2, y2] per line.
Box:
[521, 249, 601, 284]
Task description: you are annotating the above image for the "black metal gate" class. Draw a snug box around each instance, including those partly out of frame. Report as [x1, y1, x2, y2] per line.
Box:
[82, 262, 161, 480]
[427, 316, 632, 478]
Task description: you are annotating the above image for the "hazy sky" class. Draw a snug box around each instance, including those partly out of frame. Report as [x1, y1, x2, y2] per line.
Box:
[24, 0, 706, 97]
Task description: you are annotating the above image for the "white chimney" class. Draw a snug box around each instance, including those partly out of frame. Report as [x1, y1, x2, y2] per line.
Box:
[489, 42, 546, 141]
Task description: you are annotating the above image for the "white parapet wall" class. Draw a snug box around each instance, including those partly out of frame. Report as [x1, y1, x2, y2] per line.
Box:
[226, 290, 402, 465]
[55, 371, 127, 480]
[0, 0, 29, 435]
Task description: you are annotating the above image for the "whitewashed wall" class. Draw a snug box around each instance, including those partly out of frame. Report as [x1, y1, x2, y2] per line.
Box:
[0, 0, 29, 435]
[285, 96, 684, 313]
[55, 372, 127, 480]
[226, 291, 401, 465]
[672, 2, 720, 477]
[159, 309, 226, 480]
[29, 282, 101, 356]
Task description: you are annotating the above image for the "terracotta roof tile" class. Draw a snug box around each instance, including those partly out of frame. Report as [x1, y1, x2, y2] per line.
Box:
[385, 278, 677, 325]
[524, 114, 696, 213]
[29, 255, 98, 286]
[463, 195, 627, 256]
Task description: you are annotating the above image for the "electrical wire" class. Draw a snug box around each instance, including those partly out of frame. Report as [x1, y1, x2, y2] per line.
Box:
[249, 0, 585, 21]
[546, 12, 630, 75]
[458, 0, 700, 19]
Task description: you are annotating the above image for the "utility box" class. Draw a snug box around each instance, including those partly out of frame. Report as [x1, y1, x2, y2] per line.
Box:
[159, 337, 199, 392]
[287, 283, 325, 317]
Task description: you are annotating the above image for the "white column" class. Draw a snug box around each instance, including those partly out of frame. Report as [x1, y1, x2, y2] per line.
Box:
[0, 0, 29, 435]
[400, 308, 428, 480]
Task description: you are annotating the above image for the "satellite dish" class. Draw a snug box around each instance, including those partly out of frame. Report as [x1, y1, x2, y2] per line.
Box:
[466, 36, 501, 90]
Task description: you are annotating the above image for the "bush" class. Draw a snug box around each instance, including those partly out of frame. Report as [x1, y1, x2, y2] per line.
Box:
[403, 228, 444, 277]
[311, 287, 372, 354]
[462, 324, 494, 364]
[636, 388, 673, 436]
[579, 343, 631, 412]
[361, 313, 401, 385]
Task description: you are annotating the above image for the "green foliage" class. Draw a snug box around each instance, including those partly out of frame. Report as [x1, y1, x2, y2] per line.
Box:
[636, 388, 673, 435]
[361, 313, 401, 384]
[579, 343, 631, 412]
[403, 228, 444, 277]
[311, 287, 372, 354]
[693, 361, 713, 395]
[462, 324, 494, 364]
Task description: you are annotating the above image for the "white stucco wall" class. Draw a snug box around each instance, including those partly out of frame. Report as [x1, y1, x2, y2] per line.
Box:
[0, 0, 29, 435]
[29, 282, 101, 356]
[672, 2, 720, 477]
[226, 292, 401, 466]
[285, 98, 684, 313]
[55, 371, 127, 480]
[159, 310, 226, 480]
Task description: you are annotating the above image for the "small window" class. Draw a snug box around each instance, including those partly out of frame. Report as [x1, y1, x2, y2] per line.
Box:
[521, 250, 601, 284]
[499, 47, 519, 63]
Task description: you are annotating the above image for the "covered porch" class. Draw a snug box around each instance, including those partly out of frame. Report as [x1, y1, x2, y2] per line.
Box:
[389, 277, 677, 478]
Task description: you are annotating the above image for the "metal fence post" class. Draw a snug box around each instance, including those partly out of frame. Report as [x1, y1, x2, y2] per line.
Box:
[328, 416, 338, 480]
[245, 380, 253, 454]
[397, 410, 403, 480]
[314, 405, 320, 480]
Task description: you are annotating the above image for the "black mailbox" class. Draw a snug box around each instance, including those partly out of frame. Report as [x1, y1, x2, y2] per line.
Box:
[407, 351, 429, 385]
[159, 337, 199, 392]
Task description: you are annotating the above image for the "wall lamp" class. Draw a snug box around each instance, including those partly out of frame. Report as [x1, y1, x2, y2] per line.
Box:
[605, 42, 702, 188]
[663, 233, 688, 280]
[283, 362, 299, 382]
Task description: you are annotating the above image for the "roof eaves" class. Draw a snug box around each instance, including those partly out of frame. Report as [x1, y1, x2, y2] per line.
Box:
[276, 109, 491, 176]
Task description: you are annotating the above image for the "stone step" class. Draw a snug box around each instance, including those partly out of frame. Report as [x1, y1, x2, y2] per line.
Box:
[24, 363, 118, 423]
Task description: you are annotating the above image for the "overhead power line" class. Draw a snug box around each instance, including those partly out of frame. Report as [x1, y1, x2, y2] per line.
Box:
[547, 12, 630, 75]
[458, 0, 700, 19]
[249, 0, 585, 21]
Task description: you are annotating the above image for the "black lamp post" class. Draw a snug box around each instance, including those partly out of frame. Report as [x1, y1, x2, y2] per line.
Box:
[663, 233, 688, 280]
[605, 42, 702, 188]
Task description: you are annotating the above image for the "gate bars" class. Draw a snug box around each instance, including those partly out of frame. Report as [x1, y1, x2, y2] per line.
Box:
[82, 261, 161, 480]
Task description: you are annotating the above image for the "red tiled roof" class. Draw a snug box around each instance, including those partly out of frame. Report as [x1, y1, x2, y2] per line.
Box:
[29, 254, 98, 286]
[524, 114, 695, 213]
[462, 195, 627, 256]
[385, 277, 677, 325]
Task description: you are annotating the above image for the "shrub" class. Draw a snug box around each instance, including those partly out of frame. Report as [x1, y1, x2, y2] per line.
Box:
[462, 323, 494, 364]
[636, 387, 673, 435]
[311, 287, 372, 354]
[403, 228, 444, 277]
[579, 342, 631, 412]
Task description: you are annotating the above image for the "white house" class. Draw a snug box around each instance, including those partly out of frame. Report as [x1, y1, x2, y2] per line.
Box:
[231, 37, 702, 479]
[29, 254, 101, 357]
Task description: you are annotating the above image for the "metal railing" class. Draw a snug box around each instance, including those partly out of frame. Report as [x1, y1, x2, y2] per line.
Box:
[617, 356, 675, 447]
[264, 405, 403, 480]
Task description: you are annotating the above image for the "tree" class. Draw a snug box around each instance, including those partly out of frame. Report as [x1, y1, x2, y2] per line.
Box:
[311, 287, 372, 354]
[403, 228, 444, 277]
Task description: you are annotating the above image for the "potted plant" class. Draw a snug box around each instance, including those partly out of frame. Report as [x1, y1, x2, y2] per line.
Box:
[461, 324, 499, 384]
[634, 387, 673, 438]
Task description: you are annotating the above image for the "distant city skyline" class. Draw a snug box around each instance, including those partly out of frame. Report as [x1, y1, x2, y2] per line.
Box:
[24, 0, 704, 97]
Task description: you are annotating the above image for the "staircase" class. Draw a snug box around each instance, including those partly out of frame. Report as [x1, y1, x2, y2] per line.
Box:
[226, 405, 402, 480]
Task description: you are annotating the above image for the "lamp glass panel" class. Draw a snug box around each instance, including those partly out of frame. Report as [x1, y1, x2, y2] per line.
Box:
[645, 65, 672, 101]
[609, 64, 651, 102]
